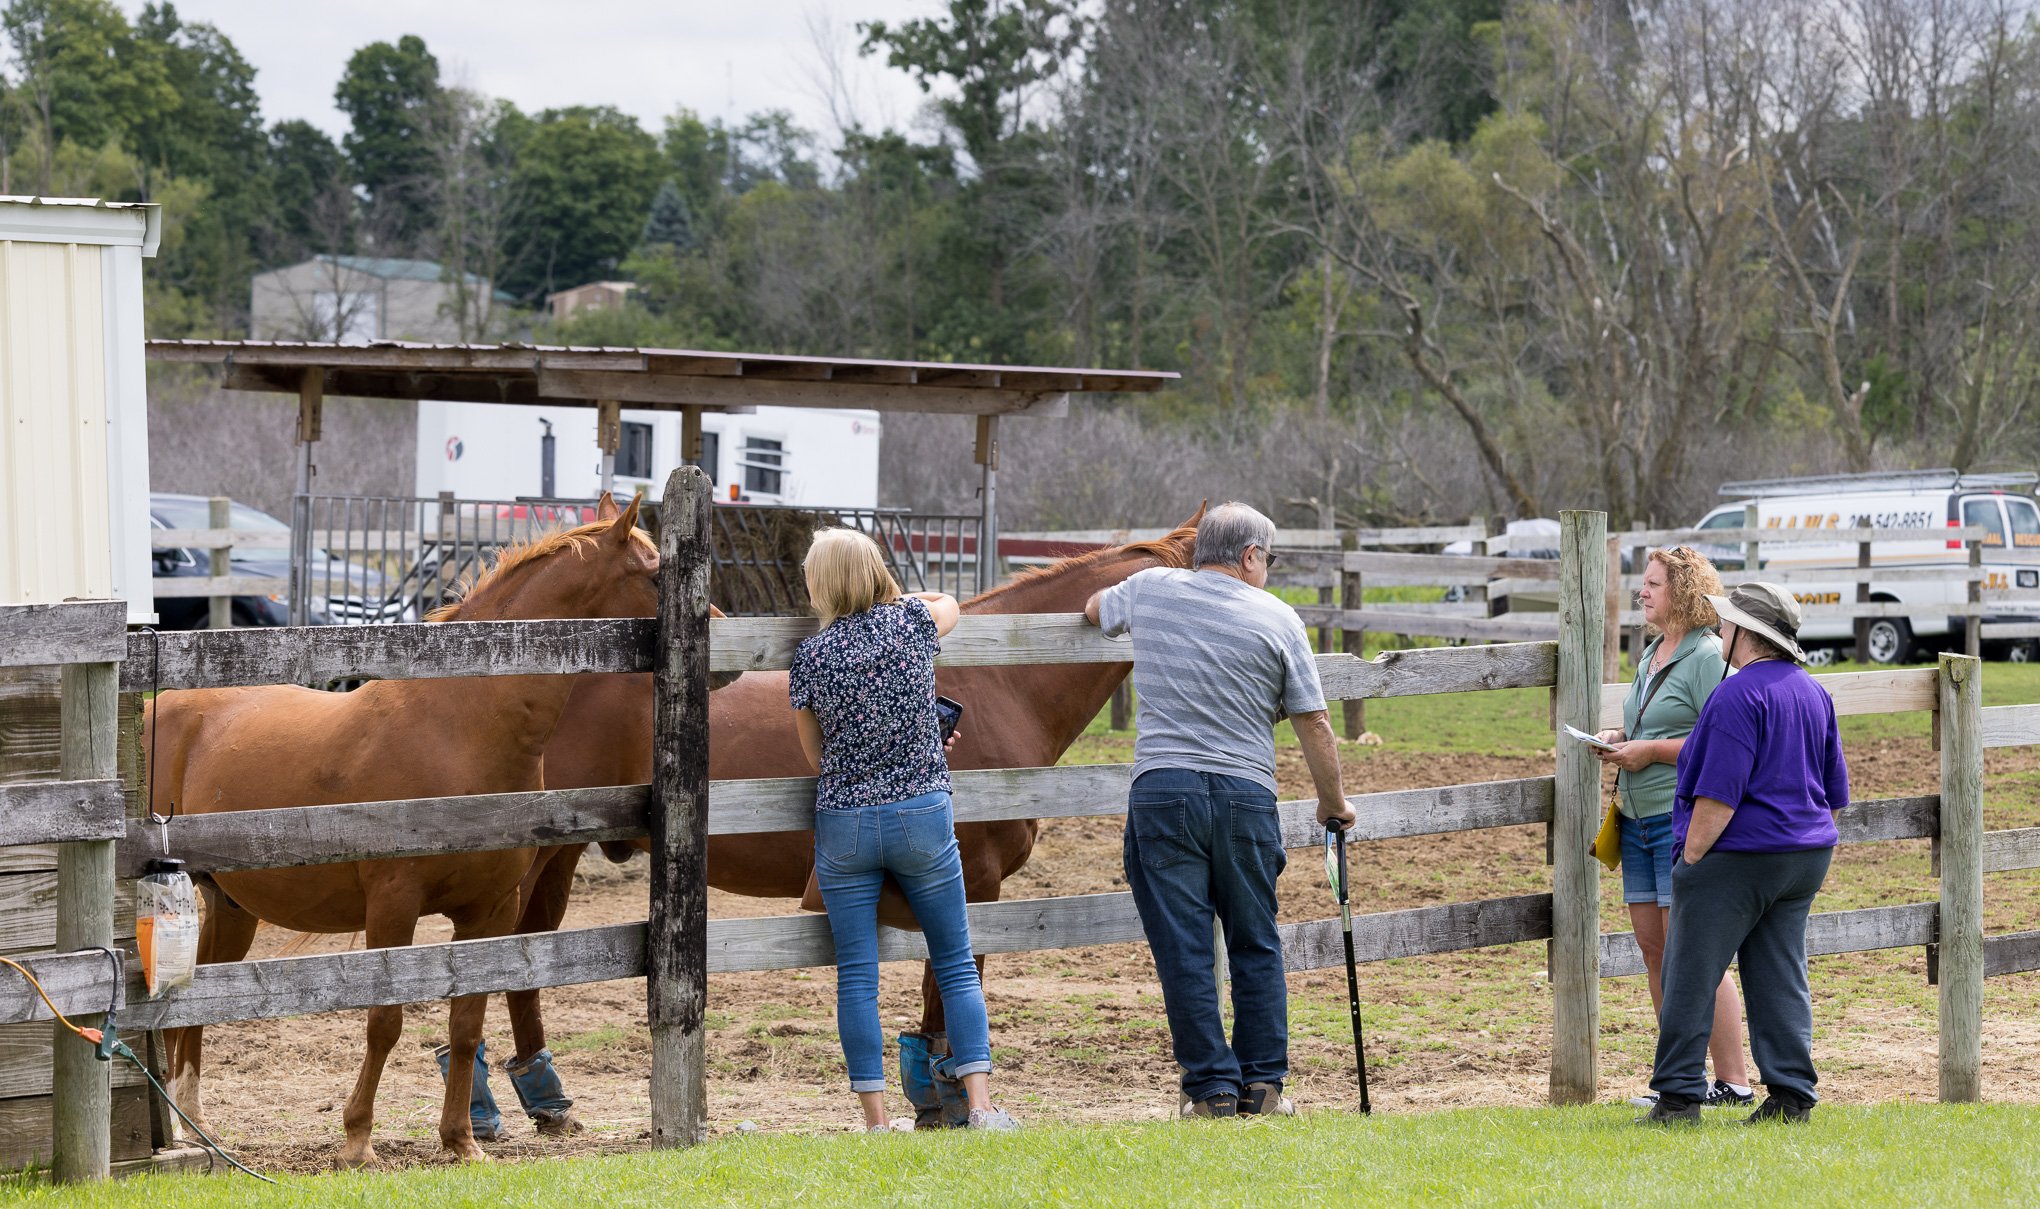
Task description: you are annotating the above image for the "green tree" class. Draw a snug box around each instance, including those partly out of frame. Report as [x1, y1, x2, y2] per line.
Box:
[334, 33, 442, 247]
[2, 0, 174, 191]
[262, 118, 352, 263]
[640, 177, 694, 251]
[500, 105, 661, 300]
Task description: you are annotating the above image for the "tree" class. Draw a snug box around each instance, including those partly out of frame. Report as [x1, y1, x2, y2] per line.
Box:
[262, 119, 352, 262]
[499, 106, 661, 300]
[334, 34, 443, 248]
[2, 0, 174, 191]
[426, 88, 526, 339]
[640, 177, 695, 251]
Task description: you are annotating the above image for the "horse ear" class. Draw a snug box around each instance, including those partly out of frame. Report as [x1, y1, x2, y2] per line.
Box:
[610, 493, 642, 540]
[1184, 501, 1209, 529]
[595, 492, 621, 521]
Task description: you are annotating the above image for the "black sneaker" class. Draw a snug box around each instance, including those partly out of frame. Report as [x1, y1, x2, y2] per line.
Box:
[1744, 1097, 1810, 1124]
[1238, 1083, 1295, 1117]
[1703, 1079, 1755, 1108]
[1634, 1098, 1700, 1127]
[1181, 1092, 1239, 1119]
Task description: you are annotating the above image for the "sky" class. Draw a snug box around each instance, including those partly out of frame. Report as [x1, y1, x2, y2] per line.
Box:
[120, 1, 946, 146]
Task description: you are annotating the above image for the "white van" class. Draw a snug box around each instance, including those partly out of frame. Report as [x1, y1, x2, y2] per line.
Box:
[1692, 470, 2040, 664]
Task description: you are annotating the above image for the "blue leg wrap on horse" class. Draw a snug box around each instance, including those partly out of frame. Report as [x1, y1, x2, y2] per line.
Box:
[504, 1048, 575, 1125]
[929, 1050, 972, 1128]
[432, 1040, 504, 1140]
[898, 1032, 944, 1120]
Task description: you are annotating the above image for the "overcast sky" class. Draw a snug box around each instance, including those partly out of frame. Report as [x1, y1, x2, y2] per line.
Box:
[120, 1, 945, 146]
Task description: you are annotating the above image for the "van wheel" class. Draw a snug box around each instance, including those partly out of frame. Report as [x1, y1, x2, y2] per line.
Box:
[1802, 646, 1840, 668]
[1866, 617, 1912, 665]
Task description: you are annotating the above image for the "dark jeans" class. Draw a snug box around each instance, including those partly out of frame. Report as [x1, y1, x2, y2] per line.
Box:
[1123, 768, 1288, 1103]
[1650, 846, 1834, 1108]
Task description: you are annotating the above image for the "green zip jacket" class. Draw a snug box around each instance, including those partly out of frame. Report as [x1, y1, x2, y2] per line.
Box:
[1618, 628, 1726, 819]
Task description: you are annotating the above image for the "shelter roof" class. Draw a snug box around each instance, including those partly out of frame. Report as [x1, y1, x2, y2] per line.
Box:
[145, 340, 1177, 417]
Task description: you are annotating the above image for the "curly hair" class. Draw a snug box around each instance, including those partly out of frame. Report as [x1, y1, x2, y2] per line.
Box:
[1646, 546, 1724, 636]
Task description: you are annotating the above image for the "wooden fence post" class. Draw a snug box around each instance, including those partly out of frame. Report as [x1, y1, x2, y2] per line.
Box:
[1109, 682, 1130, 731]
[53, 660, 117, 1182]
[1937, 653, 1983, 1102]
[1602, 534, 1622, 682]
[208, 496, 231, 631]
[1965, 540, 1983, 661]
[1341, 557, 1365, 740]
[649, 466, 713, 1146]
[1742, 502, 1760, 579]
[1551, 510, 1606, 1105]
[1628, 524, 1647, 670]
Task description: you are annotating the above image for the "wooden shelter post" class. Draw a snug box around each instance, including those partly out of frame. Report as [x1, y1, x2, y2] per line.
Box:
[649, 465, 712, 1146]
[596, 399, 622, 497]
[975, 415, 1000, 595]
[286, 368, 323, 626]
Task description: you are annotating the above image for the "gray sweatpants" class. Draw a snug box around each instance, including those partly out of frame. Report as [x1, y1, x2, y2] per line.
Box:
[1649, 847, 1834, 1108]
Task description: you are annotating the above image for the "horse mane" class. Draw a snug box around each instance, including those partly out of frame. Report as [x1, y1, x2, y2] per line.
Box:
[426, 519, 651, 621]
[966, 515, 1200, 607]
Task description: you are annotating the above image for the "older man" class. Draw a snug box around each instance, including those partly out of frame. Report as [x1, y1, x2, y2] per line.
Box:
[1083, 502, 1356, 1119]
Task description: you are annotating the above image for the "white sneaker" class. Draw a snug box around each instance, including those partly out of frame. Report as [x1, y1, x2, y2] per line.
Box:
[1626, 1092, 1659, 1109]
[967, 1107, 1021, 1131]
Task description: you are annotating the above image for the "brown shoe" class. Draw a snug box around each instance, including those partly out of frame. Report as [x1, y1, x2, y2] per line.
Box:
[1180, 1092, 1238, 1119]
[1239, 1083, 1295, 1117]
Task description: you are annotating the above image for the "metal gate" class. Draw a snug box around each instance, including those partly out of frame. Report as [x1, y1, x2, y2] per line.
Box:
[293, 494, 983, 622]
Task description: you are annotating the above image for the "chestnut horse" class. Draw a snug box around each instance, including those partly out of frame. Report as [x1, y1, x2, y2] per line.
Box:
[148, 495, 660, 1165]
[496, 509, 1205, 1119]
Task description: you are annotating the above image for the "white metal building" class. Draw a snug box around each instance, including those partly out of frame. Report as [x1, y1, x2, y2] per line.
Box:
[0, 197, 160, 622]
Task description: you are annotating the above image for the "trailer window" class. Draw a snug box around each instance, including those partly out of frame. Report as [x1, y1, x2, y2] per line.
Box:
[616, 422, 655, 480]
[741, 437, 785, 497]
[1963, 498, 2007, 547]
[689, 431, 720, 484]
[2008, 499, 2040, 549]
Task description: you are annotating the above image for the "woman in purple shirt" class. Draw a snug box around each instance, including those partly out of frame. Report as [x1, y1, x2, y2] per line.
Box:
[1638, 583, 1849, 1126]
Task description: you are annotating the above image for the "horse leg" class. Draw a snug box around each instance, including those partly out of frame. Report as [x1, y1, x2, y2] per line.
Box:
[504, 845, 585, 1136]
[439, 890, 524, 1161]
[337, 897, 420, 1168]
[165, 882, 258, 1140]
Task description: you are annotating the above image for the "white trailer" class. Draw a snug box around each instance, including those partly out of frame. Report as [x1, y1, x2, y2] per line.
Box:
[413, 400, 882, 506]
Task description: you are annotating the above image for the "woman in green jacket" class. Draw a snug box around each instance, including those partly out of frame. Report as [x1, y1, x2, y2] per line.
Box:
[1596, 546, 1752, 1108]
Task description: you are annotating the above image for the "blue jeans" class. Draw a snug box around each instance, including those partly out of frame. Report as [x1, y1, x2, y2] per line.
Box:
[1620, 812, 1677, 907]
[813, 791, 992, 1093]
[1123, 768, 1289, 1103]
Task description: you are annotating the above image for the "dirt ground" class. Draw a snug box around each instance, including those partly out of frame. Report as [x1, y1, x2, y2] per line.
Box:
[177, 741, 2040, 1174]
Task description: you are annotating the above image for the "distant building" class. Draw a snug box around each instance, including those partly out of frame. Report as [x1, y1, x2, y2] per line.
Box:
[548, 280, 635, 322]
[250, 255, 514, 344]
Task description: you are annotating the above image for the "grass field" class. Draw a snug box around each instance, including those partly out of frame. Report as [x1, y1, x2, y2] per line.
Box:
[12, 1104, 2039, 1207]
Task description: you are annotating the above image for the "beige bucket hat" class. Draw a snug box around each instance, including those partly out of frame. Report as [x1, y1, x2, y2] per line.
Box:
[1705, 582, 1807, 662]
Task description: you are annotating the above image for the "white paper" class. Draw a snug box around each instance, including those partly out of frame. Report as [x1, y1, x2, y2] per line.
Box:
[1563, 724, 1619, 751]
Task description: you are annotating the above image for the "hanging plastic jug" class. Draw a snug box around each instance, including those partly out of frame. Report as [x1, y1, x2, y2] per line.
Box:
[137, 858, 199, 997]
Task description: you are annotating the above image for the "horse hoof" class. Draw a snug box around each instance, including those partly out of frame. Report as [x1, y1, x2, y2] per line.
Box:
[447, 1141, 491, 1163]
[535, 1112, 584, 1137]
[334, 1144, 379, 1169]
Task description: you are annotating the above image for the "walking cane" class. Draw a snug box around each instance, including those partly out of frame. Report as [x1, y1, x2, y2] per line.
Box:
[1325, 823, 1371, 1114]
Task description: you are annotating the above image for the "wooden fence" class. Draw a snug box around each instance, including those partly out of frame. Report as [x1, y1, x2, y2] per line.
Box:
[0, 502, 2022, 1181]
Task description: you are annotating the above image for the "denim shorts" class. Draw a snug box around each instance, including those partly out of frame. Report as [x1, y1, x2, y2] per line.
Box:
[1620, 811, 1677, 907]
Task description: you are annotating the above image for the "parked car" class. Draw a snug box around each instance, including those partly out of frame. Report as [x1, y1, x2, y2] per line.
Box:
[148, 494, 406, 629]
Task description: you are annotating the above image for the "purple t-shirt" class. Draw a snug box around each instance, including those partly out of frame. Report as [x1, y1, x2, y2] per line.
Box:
[1672, 660, 1849, 854]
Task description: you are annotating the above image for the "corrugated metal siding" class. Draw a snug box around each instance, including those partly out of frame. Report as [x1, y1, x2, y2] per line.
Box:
[0, 238, 113, 605]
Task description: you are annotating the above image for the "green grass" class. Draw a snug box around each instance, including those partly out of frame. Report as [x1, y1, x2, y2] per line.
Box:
[13, 1105, 2038, 1206]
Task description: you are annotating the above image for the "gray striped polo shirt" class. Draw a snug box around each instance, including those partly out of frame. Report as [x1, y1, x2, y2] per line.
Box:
[1097, 566, 1327, 793]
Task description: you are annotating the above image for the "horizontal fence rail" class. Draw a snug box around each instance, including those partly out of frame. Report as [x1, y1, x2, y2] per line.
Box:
[0, 601, 126, 669]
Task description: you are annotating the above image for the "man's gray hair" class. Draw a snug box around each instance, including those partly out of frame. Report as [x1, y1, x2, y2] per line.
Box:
[1194, 502, 1277, 568]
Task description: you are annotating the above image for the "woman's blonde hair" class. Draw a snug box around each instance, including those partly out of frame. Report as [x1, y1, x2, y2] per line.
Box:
[1647, 546, 1724, 636]
[804, 528, 901, 625]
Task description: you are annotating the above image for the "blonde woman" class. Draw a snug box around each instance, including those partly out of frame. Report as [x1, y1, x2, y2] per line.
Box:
[1595, 546, 1753, 1109]
[788, 529, 1017, 1132]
